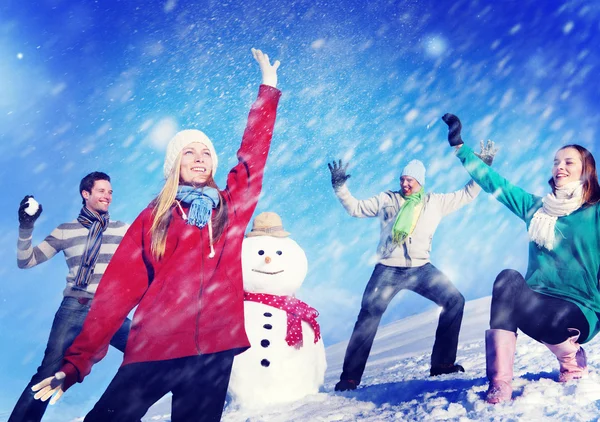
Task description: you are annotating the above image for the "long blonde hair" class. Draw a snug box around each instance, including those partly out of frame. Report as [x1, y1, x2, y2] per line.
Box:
[150, 153, 228, 260]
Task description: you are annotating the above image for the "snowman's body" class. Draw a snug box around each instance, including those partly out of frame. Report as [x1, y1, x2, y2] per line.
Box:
[228, 235, 326, 408]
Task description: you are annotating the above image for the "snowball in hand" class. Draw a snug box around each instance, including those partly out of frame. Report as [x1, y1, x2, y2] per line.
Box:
[25, 197, 40, 216]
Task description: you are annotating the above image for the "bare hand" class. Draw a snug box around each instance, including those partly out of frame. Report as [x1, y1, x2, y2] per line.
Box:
[31, 371, 66, 405]
[252, 48, 280, 88]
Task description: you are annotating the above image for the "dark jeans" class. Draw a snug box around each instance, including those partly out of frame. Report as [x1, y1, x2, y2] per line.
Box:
[9, 296, 131, 422]
[341, 263, 465, 383]
[84, 352, 235, 422]
[490, 269, 589, 344]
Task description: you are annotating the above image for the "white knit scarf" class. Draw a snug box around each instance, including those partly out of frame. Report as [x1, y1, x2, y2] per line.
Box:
[528, 181, 583, 250]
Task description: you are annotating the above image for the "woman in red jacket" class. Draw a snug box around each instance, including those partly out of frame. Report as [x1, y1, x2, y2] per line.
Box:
[31, 48, 282, 422]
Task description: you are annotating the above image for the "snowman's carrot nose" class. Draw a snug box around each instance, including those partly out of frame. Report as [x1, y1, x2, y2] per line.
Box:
[265, 256, 272, 264]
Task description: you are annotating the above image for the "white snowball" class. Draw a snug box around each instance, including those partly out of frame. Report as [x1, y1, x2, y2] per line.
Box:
[25, 198, 39, 216]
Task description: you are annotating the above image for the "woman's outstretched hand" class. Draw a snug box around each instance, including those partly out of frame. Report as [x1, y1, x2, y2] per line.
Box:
[252, 48, 280, 88]
[475, 140, 499, 166]
[31, 371, 66, 405]
[442, 113, 464, 147]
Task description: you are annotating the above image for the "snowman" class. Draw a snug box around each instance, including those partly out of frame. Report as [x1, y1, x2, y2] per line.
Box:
[228, 212, 327, 409]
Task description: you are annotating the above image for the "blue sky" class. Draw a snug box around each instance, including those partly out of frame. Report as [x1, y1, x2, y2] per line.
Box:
[1, 0, 599, 420]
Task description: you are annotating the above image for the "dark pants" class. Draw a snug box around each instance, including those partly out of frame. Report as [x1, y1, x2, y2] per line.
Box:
[84, 352, 235, 422]
[490, 269, 589, 344]
[9, 297, 131, 422]
[341, 263, 465, 383]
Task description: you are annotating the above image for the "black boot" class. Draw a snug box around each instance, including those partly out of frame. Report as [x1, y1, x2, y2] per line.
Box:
[430, 363, 465, 377]
[334, 379, 358, 391]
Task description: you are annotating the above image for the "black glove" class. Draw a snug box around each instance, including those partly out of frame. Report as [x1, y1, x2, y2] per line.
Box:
[442, 113, 464, 147]
[327, 159, 351, 189]
[18, 195, 43, 229]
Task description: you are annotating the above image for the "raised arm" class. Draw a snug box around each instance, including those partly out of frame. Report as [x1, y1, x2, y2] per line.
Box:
[433, 140, 502, 215]
[225, 48, 282, 222]
[32, 211, 152, 404]
[328, 159, 387, 218]
[442, 113, 541, 221]
[431, 179, 481, 217]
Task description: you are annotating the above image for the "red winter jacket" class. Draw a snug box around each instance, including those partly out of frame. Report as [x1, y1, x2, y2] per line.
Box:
[60, 85, 281, 387]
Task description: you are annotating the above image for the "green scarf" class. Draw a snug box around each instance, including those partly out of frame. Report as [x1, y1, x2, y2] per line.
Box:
[391, 188, 425, 244]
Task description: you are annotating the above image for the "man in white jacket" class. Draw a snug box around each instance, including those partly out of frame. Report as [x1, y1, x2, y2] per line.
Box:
[329, 147, 494, 391]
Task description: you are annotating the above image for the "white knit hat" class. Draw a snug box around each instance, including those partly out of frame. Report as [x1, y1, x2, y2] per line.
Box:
[401, 159, 426, 186]
[163, 129, 218, 179]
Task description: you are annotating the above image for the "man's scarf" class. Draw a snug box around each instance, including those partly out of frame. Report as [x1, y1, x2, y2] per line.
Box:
[74, 207, 110, 288]
[391, 188, 425, 244]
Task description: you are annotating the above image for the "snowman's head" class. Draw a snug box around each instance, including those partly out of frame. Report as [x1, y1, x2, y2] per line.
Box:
[242, 235, 308, 296]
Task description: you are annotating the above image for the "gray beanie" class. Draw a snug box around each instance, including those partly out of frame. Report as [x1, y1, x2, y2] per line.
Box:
[401, 159, 426, 186]
[163, 129, 218, 179]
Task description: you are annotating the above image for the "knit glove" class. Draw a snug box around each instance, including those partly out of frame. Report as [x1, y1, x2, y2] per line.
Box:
[18, 195, 43, 229]
[252, 48, 280, 88]
[442, 113, 464, 147]
[31, 371, 72, 405]
[474, 140, 499, 166]
[328, 159, 351, 189]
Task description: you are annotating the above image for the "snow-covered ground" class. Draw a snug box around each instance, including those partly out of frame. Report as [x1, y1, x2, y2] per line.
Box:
[141, 296, 600, 421]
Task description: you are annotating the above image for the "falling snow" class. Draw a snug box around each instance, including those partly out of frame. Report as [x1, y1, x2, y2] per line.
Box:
[1, 0, 599, 421]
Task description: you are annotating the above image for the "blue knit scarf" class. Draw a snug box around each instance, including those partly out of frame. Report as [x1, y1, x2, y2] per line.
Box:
[74, 207, 110, 288]
[175, 186, 220, 228]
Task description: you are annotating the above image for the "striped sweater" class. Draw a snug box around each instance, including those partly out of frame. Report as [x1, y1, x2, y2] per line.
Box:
[17, 220, 129, 299]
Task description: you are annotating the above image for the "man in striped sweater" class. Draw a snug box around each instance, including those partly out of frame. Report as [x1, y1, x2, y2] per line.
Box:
[9, 171, 131, 422]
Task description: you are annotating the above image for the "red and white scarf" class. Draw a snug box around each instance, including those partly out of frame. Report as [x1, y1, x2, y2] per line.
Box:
[244, 292, 321, 347]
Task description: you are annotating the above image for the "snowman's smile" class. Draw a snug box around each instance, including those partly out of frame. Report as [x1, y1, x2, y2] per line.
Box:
[252, 269, 285, 275]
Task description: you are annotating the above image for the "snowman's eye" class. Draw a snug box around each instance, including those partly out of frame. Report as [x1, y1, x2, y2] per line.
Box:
[276, 251, 282, 255]
[258, 250, 265, 255]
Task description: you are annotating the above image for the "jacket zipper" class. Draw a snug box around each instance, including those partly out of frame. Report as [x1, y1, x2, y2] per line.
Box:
[194, 227, 204, 354]
[404, 237, 412, 266]
[404, 198, 424, 266]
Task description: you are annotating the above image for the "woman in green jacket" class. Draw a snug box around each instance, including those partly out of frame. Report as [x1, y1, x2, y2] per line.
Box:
[442, 113, 600, 404]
